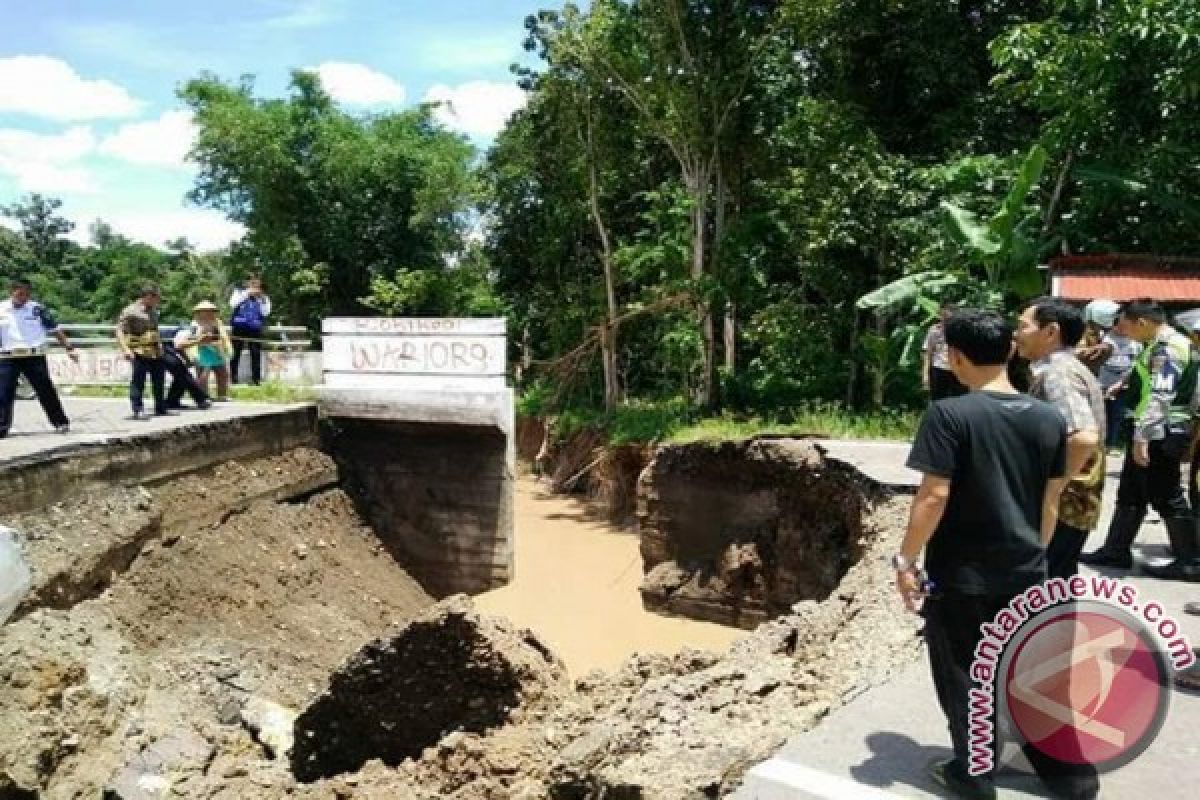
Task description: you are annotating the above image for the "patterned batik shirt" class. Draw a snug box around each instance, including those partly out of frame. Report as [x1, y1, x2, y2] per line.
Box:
[1029, 348, 1107, 531]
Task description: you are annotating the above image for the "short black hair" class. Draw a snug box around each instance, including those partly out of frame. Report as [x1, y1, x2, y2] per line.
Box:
[1026, 296, 1087, 347]
[138, 284, 161, 298]
[944, 309, 1013, 366]
[9, 278, 31, 291]
[1122, 298, 1165, 324]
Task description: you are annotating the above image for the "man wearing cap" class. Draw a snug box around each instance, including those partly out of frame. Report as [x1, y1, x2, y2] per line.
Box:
[1081, 298, 1198, 580]
[1099, 312, 1142, 448]
[0, 278, 79, 437]
[116, 285, 170, 420]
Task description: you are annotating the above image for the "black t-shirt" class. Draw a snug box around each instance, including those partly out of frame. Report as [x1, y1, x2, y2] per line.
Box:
[906, 390, 1067, 595]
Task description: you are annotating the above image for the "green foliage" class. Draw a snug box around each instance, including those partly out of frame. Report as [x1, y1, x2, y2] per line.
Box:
[522, 395, 918, 447]
[74, 381, 315, 404]
[181, 70, 477, 327]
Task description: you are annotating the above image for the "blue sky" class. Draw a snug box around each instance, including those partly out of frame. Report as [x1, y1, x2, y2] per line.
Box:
[0, 0, 542, 249]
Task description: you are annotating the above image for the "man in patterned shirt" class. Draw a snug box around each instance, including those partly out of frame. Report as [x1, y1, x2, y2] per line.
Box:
[1082, 298, 1197, 579]
[1016, 298, 1106, 578]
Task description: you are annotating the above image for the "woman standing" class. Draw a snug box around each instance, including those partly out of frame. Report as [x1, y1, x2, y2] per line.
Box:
[180, 301, 232, 401]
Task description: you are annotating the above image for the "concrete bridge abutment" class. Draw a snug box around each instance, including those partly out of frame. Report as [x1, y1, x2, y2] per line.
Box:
[316, 319, 515, 597]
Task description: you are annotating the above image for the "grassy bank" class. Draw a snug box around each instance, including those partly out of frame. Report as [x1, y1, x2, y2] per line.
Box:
[69, 381, 316, 404]
[530, 398, 919, 446]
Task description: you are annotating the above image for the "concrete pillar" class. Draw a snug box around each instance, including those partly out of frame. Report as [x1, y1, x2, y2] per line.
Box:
[316, 319, 515, 596]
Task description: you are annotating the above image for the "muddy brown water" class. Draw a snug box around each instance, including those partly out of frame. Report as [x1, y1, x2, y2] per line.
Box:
[475, 476, 742, 675]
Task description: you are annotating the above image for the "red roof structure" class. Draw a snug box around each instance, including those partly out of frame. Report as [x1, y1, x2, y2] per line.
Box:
[1050, 254, 1200, 302]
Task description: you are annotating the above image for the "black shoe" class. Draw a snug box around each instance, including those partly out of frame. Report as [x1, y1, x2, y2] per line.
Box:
[196, 400, 213, 410]
[130, 411, 149, 421]
[55, 424, 69, 434]
[1079, 549, 1134, 569]
[927, 757, 996, 800]
[154, 410, 179, 417]
[1142, 516, 1200, 582]
[1080, 505, 1143, 570]
[1143, 560, 1200, 582]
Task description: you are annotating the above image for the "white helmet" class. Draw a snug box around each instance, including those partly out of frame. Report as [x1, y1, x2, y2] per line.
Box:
[1084, 299, 1120, 328]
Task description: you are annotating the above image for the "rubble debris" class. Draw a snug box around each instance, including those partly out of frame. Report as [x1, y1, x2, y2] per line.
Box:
[239, 696, 297, 760]
[291, 594, 568, 782]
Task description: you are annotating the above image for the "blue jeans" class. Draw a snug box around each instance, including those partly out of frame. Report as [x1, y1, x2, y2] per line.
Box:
[130, 355, 167, 414]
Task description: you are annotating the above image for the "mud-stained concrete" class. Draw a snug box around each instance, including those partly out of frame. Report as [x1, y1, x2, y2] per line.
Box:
[475, 478, 743, 675]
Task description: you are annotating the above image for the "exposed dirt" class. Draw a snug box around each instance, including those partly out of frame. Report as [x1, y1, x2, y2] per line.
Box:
[0, 450, 432, 798]
[1, 437, 920, 800]
[638, 438, 882, 628]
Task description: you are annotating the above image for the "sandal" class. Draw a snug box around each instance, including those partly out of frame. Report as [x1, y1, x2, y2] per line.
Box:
[1177, 662, 1200, 692]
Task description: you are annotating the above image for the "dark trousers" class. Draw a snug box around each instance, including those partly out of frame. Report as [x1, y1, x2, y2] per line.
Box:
[924, 592, 1099, 798]
[130, 355, 167, 414]
[1047, 521, 1088, 580]
[1189, 452, 1200, 514]
[929, 366, 967, 402]
[1103, 394, 1127, 449]
[0, 355, 68, 435]
[230, 325, 262, 384]
[163, 346, 209, 407]
[1114, 434, 1191, 519]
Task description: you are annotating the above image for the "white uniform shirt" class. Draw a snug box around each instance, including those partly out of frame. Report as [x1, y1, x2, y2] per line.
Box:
[0, 298, 58, 350]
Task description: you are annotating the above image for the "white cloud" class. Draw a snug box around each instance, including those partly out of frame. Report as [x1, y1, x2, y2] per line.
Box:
[307, 62, 406, 107]
[99, 111, 197, 169]
[0, 126, 99, 194]
[423, 81, 527, 139]
[0, 56, 142, 121]
[74, 209, 245, 252]
[264, 0, 342, 29]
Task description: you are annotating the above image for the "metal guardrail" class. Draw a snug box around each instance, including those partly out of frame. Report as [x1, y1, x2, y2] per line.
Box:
[59, 324, 312, 350]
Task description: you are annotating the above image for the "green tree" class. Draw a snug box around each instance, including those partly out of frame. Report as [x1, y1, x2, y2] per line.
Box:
[181, 70, 477, 327]
[993, 0, 1200, 252]
[1, 194, 75, 267]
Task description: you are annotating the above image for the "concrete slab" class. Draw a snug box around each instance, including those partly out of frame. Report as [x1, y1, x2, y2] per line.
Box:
[0, 395, 311, 466]
[736, 439, 1200, 800]
[316, 386, 515, 437]
[818, 440, 922, 491]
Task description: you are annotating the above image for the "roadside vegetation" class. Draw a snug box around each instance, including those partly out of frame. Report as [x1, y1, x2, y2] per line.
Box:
[4, 1, 1196, 445]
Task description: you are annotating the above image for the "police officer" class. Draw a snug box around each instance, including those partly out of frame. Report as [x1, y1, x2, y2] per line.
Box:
[0, 278, 78, 437]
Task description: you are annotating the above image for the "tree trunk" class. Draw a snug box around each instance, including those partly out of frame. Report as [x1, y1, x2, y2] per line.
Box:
[871, 313, 887, 409]
[583, 93, 622, 412]
[845, 307, 860, 408]
[687, 166, 716, 410]
[714, 165, 735, 376]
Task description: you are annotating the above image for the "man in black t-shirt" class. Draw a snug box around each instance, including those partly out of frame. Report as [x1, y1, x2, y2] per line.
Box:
[895, 310, 1096, 800]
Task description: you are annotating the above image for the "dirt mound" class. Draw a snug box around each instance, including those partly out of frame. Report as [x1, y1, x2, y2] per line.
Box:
[0, 449, 432, 799]
[292, 594, 569, 782]
[638, 438, 881, 628]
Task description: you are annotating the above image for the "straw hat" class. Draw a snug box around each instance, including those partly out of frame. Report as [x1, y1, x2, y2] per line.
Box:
[192, 300, 219, 313]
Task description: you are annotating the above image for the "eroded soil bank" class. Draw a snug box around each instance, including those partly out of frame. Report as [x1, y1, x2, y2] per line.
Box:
[0, 448, 432, 798]
[2, 430, 920, 799]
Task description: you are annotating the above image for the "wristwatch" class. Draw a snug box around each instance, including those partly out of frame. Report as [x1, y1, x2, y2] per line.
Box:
[890, 553, 914, 572]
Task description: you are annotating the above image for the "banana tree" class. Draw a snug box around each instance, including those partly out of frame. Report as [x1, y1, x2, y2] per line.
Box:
[939, 143, 1048, 299]
[853, 145, 1049, 403]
